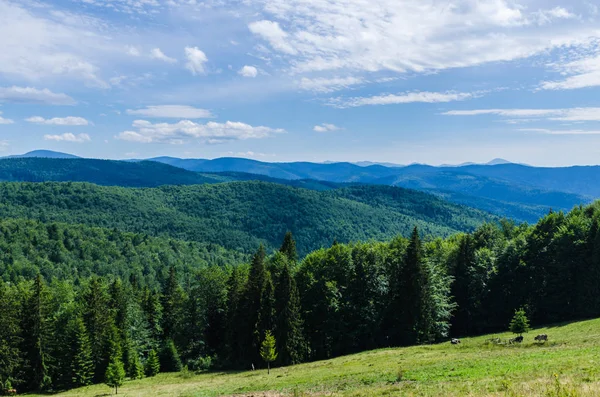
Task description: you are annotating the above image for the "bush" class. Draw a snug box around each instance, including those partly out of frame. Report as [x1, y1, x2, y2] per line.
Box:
[187, 355, 214, 372]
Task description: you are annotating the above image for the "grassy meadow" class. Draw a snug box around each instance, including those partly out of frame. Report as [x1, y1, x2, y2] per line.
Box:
[35, 318, 600, 397]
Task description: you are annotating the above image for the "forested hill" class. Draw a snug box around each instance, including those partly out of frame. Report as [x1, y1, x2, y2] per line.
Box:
[0, 158, 226, 187]
[0, 181, 493, 255]
[0, 218, 246, 284]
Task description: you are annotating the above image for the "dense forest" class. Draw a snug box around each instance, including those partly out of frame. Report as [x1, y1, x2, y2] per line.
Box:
[0, 181, 492, 255]
[2, 202, 600, 393]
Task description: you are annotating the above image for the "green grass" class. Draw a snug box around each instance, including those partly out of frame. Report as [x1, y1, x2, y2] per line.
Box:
[36, 318, 600, 397]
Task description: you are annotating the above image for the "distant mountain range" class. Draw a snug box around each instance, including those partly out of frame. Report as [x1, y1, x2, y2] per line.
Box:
[0, 151, 596, 223]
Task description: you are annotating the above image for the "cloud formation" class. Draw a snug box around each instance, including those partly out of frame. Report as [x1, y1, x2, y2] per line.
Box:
[44, 133, 91, 142]
[442, 107, 600, 121]
[151, 48, 177, 64]
[313, 123, 341, 132]
[238, 66, 258, 78]
[126, 105, 214, 119]
[117, 119, 285, 144]
[26, 116, 89, 126]
[333, 91, 476, 108]
[185, 47, 208, 75]
[0, 87, 76, 105]
[0, 111, 14, 124]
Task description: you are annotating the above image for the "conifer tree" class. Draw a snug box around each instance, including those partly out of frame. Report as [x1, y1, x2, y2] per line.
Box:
[105, 356, 125, 395]
[397, 227, 429, 345]
[225, 266, 246, 366]
[144, 349, 160, 377]
[83, 278, 115, 383]
[159, 339, 182, 372]
[509, 307, 531, 336]
[244, 245, 268, 365]
[279, 232, 298, 262]
[0, 282, 22, 389]
[21, 274, 52, 391]
[70, 315, 94, 388]
[274, 262, 305, 365]
[161, 266, 186, 345]
[260, 330, 278, 374]
[258, 274, 276, 340]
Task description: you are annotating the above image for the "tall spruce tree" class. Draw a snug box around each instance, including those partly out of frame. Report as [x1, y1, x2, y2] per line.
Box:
[161, 267, 186, 347]
[70, 315, 94, 388]
[450, 234, 476, 336]
[144, 349, 160, 377]
[274, 261, 305, 366]
[0, 282, 22, 388]
[279, 232, 298, 262]
[21, 275, 52, 391]
[244, 245, 268, 366]
[82, 278, 115, 383]
[225, 266, 247, 367]
[398, 227, 428, 345]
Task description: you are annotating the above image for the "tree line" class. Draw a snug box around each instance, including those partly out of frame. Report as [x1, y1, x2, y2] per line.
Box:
[2, 203, 600, 393]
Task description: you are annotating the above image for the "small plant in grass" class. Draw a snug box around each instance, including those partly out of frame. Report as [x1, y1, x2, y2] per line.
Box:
[179, 365, 193, 379]
[396, 368, 404, 382]
[509, 307, 531, 336]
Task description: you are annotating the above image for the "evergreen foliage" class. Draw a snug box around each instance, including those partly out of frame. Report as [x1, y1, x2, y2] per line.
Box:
[509, 308, 531, 336]
[144, 350, 160, 377]
[105, 356, 125, 394]
[159, 339, 183, 373]
[70, 315, 94, 387]
[260, 331, 278, 374]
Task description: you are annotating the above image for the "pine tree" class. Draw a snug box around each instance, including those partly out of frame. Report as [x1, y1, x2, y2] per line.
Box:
[141, 287, 162, 349]
[279, 232, 298, 262]
[161, 267, 186, 345]
[21, 274, 52, 391]
[243, 245, 268, 366]
[0, 282, 22, 389]
[83, 278, 115, 383]
[70, 315, 94, 388]
[225, 266, 246, 366]
[258, 274, 276, 341]
[144, 349, 160, 377]
[397, 227, 429, 345]
[260, 330, 278, 374]
[159, 339, 182, 372]
[274, 262, 305, 365]
[509, 307, 531, 336]
[105, 356, 125, 395]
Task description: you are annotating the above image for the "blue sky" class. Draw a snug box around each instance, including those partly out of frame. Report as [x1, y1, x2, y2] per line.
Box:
[2, 0, 600, 165]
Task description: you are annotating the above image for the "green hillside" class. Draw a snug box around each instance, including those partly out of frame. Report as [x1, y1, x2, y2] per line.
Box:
[0, 158, 224, 187]
[0, 181, 493, 255]
[0, 218, 245, 285]
[31, 317, 600, 397]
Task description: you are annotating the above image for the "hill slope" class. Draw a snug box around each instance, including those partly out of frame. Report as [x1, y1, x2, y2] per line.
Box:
[35, 317, 600, 397]
[149, 157, 591, 221]
[0, 158, 224, 187]
[0, 181, 493, 255]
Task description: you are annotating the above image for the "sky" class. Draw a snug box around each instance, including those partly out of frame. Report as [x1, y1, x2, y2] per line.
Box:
[2, 0, 600, 166]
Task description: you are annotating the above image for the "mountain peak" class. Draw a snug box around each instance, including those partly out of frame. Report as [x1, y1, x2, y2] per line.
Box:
[6, 150, 80, 159]
[485, 158, 512, 166]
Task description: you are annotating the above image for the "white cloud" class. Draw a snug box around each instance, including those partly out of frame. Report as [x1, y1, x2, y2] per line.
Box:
[299, 77, 364, 93]
[26, 116, 89, 126]
[442, 107, 600, 121]
[519, 128, 600, 135]
[0, 87, 76, 105]
[534, 7, 577, 25]
[185, 47, 208, 75]
[116, 119, 285, 144]
[248, 20, 297, 55]
[44, 133, 91, 142]
[247, 0, 596, 77]
[126, 46, 141, 56]
[151, 48, 177, 64]
[333, 91, 475, 108]
[540, 54, 600, 90]
[238, 65, 258, 78]
[313, 123, 341, 132]
[0, 1, 108, 86]
[0, 111, 14, 125]
[126, 105, 214, 119]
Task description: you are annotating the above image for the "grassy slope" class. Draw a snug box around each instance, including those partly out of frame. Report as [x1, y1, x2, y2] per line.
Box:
[43, 318, 600, 397]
